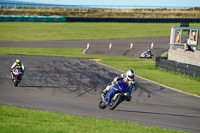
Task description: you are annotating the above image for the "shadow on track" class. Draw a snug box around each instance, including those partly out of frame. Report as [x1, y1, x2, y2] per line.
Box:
[116, 110, 200, 119]
[17, 58, 121, 97]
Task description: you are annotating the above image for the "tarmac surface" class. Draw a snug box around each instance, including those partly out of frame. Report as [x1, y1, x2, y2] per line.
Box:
[0, 37, 170, 58]
[0, 37, 200, 132]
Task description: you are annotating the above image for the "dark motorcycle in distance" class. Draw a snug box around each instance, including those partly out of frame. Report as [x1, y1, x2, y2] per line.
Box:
[140, 49, 152, 59]
[11, 68, 22, 87]
[98, 79, 133, 110]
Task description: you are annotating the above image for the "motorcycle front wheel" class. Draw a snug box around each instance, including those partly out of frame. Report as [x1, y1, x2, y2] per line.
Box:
[109, 93, 122, 110]
[14, 76, 19, 87]
[98, 99, 106, 109]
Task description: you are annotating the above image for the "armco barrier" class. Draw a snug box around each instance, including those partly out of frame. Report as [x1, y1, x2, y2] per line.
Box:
[156, 57, 200, 78]
[0, 15, 66, 22]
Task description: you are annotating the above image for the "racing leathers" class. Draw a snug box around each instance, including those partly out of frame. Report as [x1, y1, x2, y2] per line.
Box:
[11, 62, 25, 79]
[102, 72, 135, 101]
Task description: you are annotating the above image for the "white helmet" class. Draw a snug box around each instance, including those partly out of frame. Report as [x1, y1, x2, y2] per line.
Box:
[126, 69, 135, 81]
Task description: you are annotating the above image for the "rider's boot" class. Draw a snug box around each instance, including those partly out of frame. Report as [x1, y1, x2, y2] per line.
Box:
[102, 85, 110, 99]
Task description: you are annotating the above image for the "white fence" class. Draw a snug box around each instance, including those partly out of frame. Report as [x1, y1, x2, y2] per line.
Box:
[0, 3, 199, 11]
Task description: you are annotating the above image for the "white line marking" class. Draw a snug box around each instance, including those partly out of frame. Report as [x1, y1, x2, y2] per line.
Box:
[93, 60, 200, 99]
[82, 48, 87, 55]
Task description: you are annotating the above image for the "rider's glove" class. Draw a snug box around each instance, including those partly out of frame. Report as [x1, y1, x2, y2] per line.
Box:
[129, 81, 135, 86]
[131, 87, 135, 93]
[129, 81, 136, 93]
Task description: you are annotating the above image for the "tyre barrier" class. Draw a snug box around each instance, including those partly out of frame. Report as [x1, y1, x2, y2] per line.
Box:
[65, 17, 200, 23]
[155, 57, 200, 78]
[1, 15, 200, 23]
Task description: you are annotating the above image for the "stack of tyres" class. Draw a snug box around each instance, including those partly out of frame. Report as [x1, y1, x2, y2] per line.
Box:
[155, 56, 200, 79]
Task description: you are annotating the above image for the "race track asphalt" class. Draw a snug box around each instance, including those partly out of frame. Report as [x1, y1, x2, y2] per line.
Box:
[0, 37, 170, 58]
[0, 37, 200, 132]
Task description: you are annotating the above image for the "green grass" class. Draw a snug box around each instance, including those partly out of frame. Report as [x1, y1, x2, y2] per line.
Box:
[0, 47, 85, 57]
[0, 47, 200, 96]
[0, 22, 200, 41]
[0, 22, 199, 133]
[0, 105, 187, 133]
[101, 58, 200, 96]
[198, 45, 200, 50]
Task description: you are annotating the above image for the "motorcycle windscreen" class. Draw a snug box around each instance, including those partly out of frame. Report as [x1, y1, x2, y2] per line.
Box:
[118, 80, 132, 94]
[13, 68, 21, 75]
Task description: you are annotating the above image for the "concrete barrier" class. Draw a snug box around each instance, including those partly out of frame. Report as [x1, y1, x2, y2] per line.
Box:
[168, 49, 200, 67]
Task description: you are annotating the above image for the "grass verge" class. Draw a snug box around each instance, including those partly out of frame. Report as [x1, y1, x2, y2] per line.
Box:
[0, 22, 200, 41]
[0, 47, 200, 96]
[0, 105, 187, 133]
[0, 22, 199, 132]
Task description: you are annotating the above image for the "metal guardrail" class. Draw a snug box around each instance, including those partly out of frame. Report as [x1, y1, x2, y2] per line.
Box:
[155, 57, 200, 78]
[1, 3, 200, 18]
[0, 3, 200, 11]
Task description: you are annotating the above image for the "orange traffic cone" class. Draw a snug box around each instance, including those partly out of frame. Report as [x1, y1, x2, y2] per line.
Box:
[86, 42, 90, 49]
[151, 42, 154, 49]
[109, 42, 112, 49]
[130, 42, 133, 49]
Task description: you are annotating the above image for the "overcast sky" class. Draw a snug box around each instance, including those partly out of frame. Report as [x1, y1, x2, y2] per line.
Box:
[4, 0, 200, 7]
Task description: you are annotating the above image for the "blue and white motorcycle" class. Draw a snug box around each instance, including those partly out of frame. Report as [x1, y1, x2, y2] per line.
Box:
[99, 79, 133, 110]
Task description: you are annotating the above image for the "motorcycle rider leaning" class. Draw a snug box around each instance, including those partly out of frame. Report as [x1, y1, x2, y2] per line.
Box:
[11, 59, 25, 79]
[102, 69, 136, 101]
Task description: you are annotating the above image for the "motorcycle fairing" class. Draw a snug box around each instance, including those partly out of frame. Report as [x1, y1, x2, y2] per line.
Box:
[105, 79, 131, 106]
